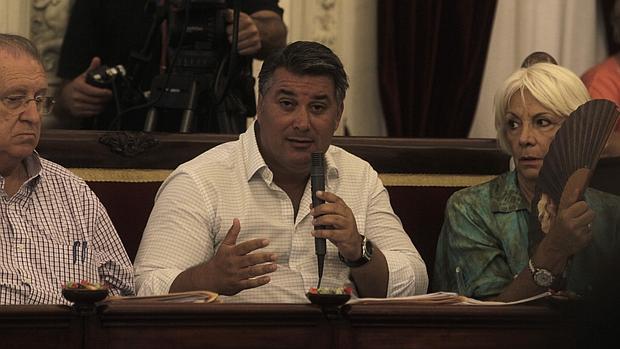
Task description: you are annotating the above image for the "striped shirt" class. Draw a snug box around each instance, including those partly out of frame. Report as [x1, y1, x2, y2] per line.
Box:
[0, 153, 134, 304]
[135, 122, 428, 303]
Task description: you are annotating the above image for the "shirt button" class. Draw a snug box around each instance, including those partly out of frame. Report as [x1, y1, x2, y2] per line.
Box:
[23, 277, 32, 284]
[16, 244, 25, 252]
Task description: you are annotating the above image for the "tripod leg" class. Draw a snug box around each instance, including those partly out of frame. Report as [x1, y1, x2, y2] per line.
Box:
[180, 81, 198, 133]
[144, 107, 158, 132]
[180, 109, 194, 133]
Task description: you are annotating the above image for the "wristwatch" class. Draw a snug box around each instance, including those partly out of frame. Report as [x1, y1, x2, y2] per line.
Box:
[528, 259, 555, 288]
[339, 235, 373, 268]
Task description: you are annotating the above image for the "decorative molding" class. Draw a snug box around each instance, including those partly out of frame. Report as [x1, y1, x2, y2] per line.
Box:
[30, 0, 72, 88]
[312, 0, 338, 46]
[99, 132, 160, 157]
[30, 0, 73, 128]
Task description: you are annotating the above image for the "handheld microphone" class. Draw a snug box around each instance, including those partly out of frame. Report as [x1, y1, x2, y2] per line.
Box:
[311, 152, 326, 288]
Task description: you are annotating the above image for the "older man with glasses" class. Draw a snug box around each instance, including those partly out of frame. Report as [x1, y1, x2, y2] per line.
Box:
[0, 34, 134, 304]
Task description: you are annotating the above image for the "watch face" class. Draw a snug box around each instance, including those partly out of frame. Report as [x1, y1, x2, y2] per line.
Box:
[362, 238, 373, 260]
[533, 270, 554, 288]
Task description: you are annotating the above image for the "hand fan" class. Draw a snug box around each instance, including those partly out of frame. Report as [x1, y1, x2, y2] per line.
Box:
[528, 99, 619, 251]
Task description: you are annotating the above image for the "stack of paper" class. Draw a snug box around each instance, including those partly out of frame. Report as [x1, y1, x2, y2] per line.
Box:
[105, 290, 219, 304]
[346, 291, 552, 306]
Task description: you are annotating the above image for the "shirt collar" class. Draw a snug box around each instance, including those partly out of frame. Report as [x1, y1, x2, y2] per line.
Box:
[0, 151, 43, 181]
[323, 146, 339, 192]
[0, 152, 42, 196]
[241, 120, 269, 182]
[24, 151, 42, 177]
[490, 171, 529, 213]
[22, 151, 43, 188]
[240, 120, 340, 187]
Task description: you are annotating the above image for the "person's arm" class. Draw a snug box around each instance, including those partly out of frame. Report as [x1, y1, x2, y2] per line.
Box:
[249, 10, 287, 59]
[490, 188, 595, 302]
[134, 171, 276, 296]
[56, 57, 113, 118]
[349, 244, 390, 297]
[312, 171, 427, 298]
[91, 193, 135, 296]
[225, 10, 287, 59]
[358, 171, 428, 297]
[312, 191, 389, 297]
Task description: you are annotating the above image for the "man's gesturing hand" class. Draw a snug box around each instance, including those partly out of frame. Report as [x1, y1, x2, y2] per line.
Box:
[203, 218, 277, 296]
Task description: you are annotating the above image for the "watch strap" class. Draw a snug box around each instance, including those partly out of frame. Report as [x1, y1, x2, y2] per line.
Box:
[339, 236, 372, 268]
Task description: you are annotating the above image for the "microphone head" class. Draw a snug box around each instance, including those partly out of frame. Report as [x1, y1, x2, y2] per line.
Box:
[311, 152, 324, 175]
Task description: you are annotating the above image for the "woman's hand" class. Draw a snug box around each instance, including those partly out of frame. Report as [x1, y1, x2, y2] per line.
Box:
[542, 187, 595, 259]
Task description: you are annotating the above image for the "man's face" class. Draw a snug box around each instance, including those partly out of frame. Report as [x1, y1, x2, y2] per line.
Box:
[256, 68, 342, 176]
[0, 52, 46, 164]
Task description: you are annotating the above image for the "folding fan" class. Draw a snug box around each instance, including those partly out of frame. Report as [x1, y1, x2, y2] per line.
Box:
[528, 99, 619, 251]
[537, 99, 618, 205]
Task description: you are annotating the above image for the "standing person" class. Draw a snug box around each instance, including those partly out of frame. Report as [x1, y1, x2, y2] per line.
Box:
[582, 0, 620, 111]
[580, 0, 620, 157]
[134, 41, 428, 302]
[0, 34, 134, 304]
[55, 0, 287, 132]
[433, 62, 620, 301]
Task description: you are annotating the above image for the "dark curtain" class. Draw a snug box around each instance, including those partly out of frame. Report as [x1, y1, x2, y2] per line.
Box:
[378, 0, 497, 137]
[600, 0, 620, 55]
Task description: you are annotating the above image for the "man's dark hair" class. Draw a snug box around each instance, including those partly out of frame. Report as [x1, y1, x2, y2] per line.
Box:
[258, 41, 349, 103]
[0, 33, 42, 63]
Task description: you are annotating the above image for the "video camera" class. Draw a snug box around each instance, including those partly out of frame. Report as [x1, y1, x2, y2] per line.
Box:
[86, 65, 126, 88]
[86, 0, 250, 133]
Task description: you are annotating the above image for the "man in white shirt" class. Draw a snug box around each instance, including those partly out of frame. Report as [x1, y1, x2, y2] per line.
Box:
[134, 41, 428, 302]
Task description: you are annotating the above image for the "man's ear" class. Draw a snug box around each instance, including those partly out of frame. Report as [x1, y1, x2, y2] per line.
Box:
[334, 101, 344, 130]
[256, 94, 264, 122]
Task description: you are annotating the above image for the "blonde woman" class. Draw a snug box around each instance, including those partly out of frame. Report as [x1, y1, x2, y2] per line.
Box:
[433, 63, 620, 301]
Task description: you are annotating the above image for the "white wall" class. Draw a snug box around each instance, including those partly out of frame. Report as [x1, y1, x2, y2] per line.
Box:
[0, 0, 30, 36]
[469, 0, 607, 139]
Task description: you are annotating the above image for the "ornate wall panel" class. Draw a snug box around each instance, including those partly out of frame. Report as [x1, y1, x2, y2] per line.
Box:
[30, 0, 73, 93]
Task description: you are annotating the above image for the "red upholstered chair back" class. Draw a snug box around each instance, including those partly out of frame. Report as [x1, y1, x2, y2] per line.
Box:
[87, 181, 160, 262]
[387, 186, 462, 278]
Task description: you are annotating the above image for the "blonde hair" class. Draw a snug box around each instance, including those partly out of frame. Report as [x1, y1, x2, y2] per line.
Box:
[493, 63, 590, 154]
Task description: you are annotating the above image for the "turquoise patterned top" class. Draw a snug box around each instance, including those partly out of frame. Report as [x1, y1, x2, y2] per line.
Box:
[432, 171, 620, 298]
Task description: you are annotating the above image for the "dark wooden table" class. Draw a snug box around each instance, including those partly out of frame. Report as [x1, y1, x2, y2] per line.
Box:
[0, 302, 583, 349]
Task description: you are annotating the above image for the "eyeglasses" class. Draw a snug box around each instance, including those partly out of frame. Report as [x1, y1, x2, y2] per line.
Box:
[0, 95, 56, 115]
